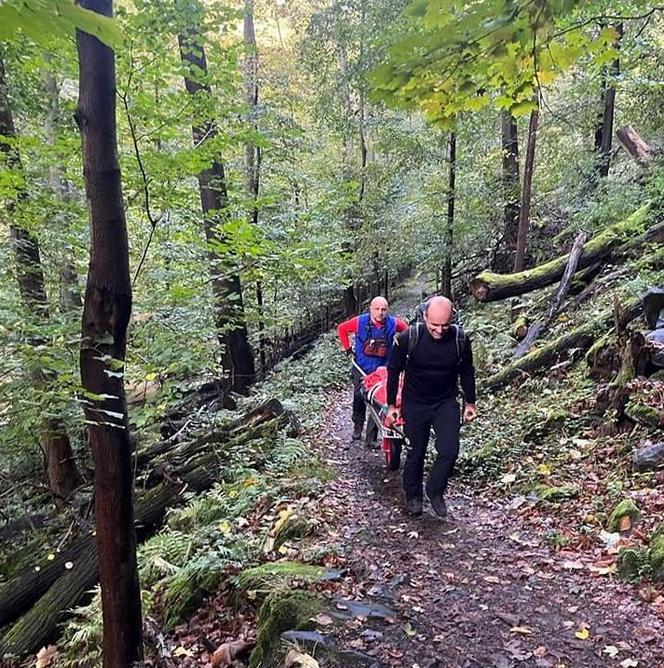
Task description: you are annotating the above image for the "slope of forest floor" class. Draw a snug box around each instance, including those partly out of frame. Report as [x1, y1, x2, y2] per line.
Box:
[153, 275, 664, 668]
[8, 269, 663, 668]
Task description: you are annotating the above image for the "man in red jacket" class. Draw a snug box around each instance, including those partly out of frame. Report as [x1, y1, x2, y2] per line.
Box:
[337, 297, 408, 446]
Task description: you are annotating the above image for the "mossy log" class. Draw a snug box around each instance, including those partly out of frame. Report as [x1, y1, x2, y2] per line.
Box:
[483, 300, 641, 392]
[470, 205, 653, 302]
[0, 547, 98, 657]
[0, 415, 287, 656]
[136, 398, 284, 468]
[514, 231, 587, 357]
[510, 315, 529, 340]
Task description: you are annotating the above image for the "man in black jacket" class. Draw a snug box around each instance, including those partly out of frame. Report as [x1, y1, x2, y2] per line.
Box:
[386, 296, 477, 517]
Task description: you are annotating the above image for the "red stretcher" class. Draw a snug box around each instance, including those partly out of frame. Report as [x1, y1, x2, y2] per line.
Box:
[355, 363, 407, 470]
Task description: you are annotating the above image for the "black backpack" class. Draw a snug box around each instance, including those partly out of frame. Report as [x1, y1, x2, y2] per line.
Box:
[408, 300, 462, 327]
[405, 322, 466, 367]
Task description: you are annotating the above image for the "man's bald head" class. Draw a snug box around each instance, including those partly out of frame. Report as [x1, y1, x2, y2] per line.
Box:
[369, 296, 389, 323]
[423, 296, 453, 339]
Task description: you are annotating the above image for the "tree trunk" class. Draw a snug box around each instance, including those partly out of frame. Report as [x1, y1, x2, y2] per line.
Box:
[0, 54, 82, 503]
[178, 3, 256, 395]
[470, 204, 655, 302]
[594, 24, 622, 179]
[498, 111, 520, 271]
[440, 131, 456, 298]
[243, 0, 267, 373]
[43, 66, 82, 312]
[75, 1, 143, 663]
[513, 105, 539, 272]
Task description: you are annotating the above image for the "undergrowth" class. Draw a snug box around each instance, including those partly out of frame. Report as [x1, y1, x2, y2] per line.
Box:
[56, 334, 347, 667]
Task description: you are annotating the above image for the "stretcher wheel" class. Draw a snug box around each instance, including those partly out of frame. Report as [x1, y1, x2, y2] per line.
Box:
[383, 438, 402, 471]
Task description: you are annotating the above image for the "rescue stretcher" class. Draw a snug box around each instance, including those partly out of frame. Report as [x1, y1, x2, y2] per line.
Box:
[352, 360, 408, 471]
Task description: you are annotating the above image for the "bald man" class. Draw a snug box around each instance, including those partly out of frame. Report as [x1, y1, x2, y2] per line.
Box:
[386, 297, 477, 517]
[337, 297, 408, 446]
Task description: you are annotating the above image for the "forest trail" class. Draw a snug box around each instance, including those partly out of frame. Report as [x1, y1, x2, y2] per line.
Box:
[310, 394, 664, 668]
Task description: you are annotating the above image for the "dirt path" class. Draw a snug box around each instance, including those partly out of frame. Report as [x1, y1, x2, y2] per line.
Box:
[312, 390, 664, 668]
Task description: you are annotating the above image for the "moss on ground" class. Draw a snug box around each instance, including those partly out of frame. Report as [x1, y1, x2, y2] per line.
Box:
[617, 547, 650, 582]
[237, 561, 326, 594]
[607, 499, 641, 532]
[248, 590, 323, 668]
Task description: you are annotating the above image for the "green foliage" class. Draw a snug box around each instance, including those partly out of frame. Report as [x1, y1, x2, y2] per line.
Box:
[0, 0, 121, 47]
[370, 0, 624, 124]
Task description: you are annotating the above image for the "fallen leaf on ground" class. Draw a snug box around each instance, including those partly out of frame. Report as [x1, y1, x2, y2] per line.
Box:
[312, 613, 334, 626]
[510, 626, 533, 635]
[210, 639, 253, 667]
[575, 627, 590, 640]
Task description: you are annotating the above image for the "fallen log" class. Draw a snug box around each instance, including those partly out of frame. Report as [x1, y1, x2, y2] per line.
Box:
[470, 205, 652, 302]
[616, 125, 652, 169]
[514, 231, 587, 357]
[510, 315, 529, 341]
[0, 405, 290, 656]
[135, 398, 284, 469]
[484, 300, 641, 392]
[0, 430, 268, 656]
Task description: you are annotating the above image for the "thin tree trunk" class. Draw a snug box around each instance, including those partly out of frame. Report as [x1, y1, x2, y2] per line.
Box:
[440, 131, 456, 298]
[594, 23, 622, 179]
[1, 54, 82, 503]
[75, 2, 143, 663]
[43, 65, 81, 311]
[500, 110, 520, 269]
[513, 104, 539, 272]
[178, 4, 256, 394]
[243, 0, 266, 372]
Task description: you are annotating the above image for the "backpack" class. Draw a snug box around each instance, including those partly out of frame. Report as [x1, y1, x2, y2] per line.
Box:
[405, 322, 466, 367]
[408, 299, 462, 327]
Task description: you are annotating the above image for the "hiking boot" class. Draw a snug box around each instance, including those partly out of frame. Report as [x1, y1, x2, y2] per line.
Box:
[406, 497, 423, 517]
[429, 494, 448, 518]
[352, 424, 363, 441]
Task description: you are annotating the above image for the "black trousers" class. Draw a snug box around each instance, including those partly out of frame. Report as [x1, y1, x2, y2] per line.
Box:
[402, 397, 460, 501]
[351, 367, 378, 441]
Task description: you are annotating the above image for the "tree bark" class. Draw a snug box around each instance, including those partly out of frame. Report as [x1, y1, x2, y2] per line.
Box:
[75, 1, 143, 663]
[594, 24, 622, 179]
[470, 204, 655, 302]
[178, 4, 256, 395]
[0, 54, 82, 503]
[440, 131, 456, 298]
[498, 111, 520, 271]
[513, 105, 539, 272]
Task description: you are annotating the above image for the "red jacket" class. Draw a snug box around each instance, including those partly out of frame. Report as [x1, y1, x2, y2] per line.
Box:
[337, 315, 408, 351]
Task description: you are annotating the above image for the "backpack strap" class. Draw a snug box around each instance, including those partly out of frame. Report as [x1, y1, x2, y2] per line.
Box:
[452, 324, 467, 366]
[406, 322, 423, 366]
